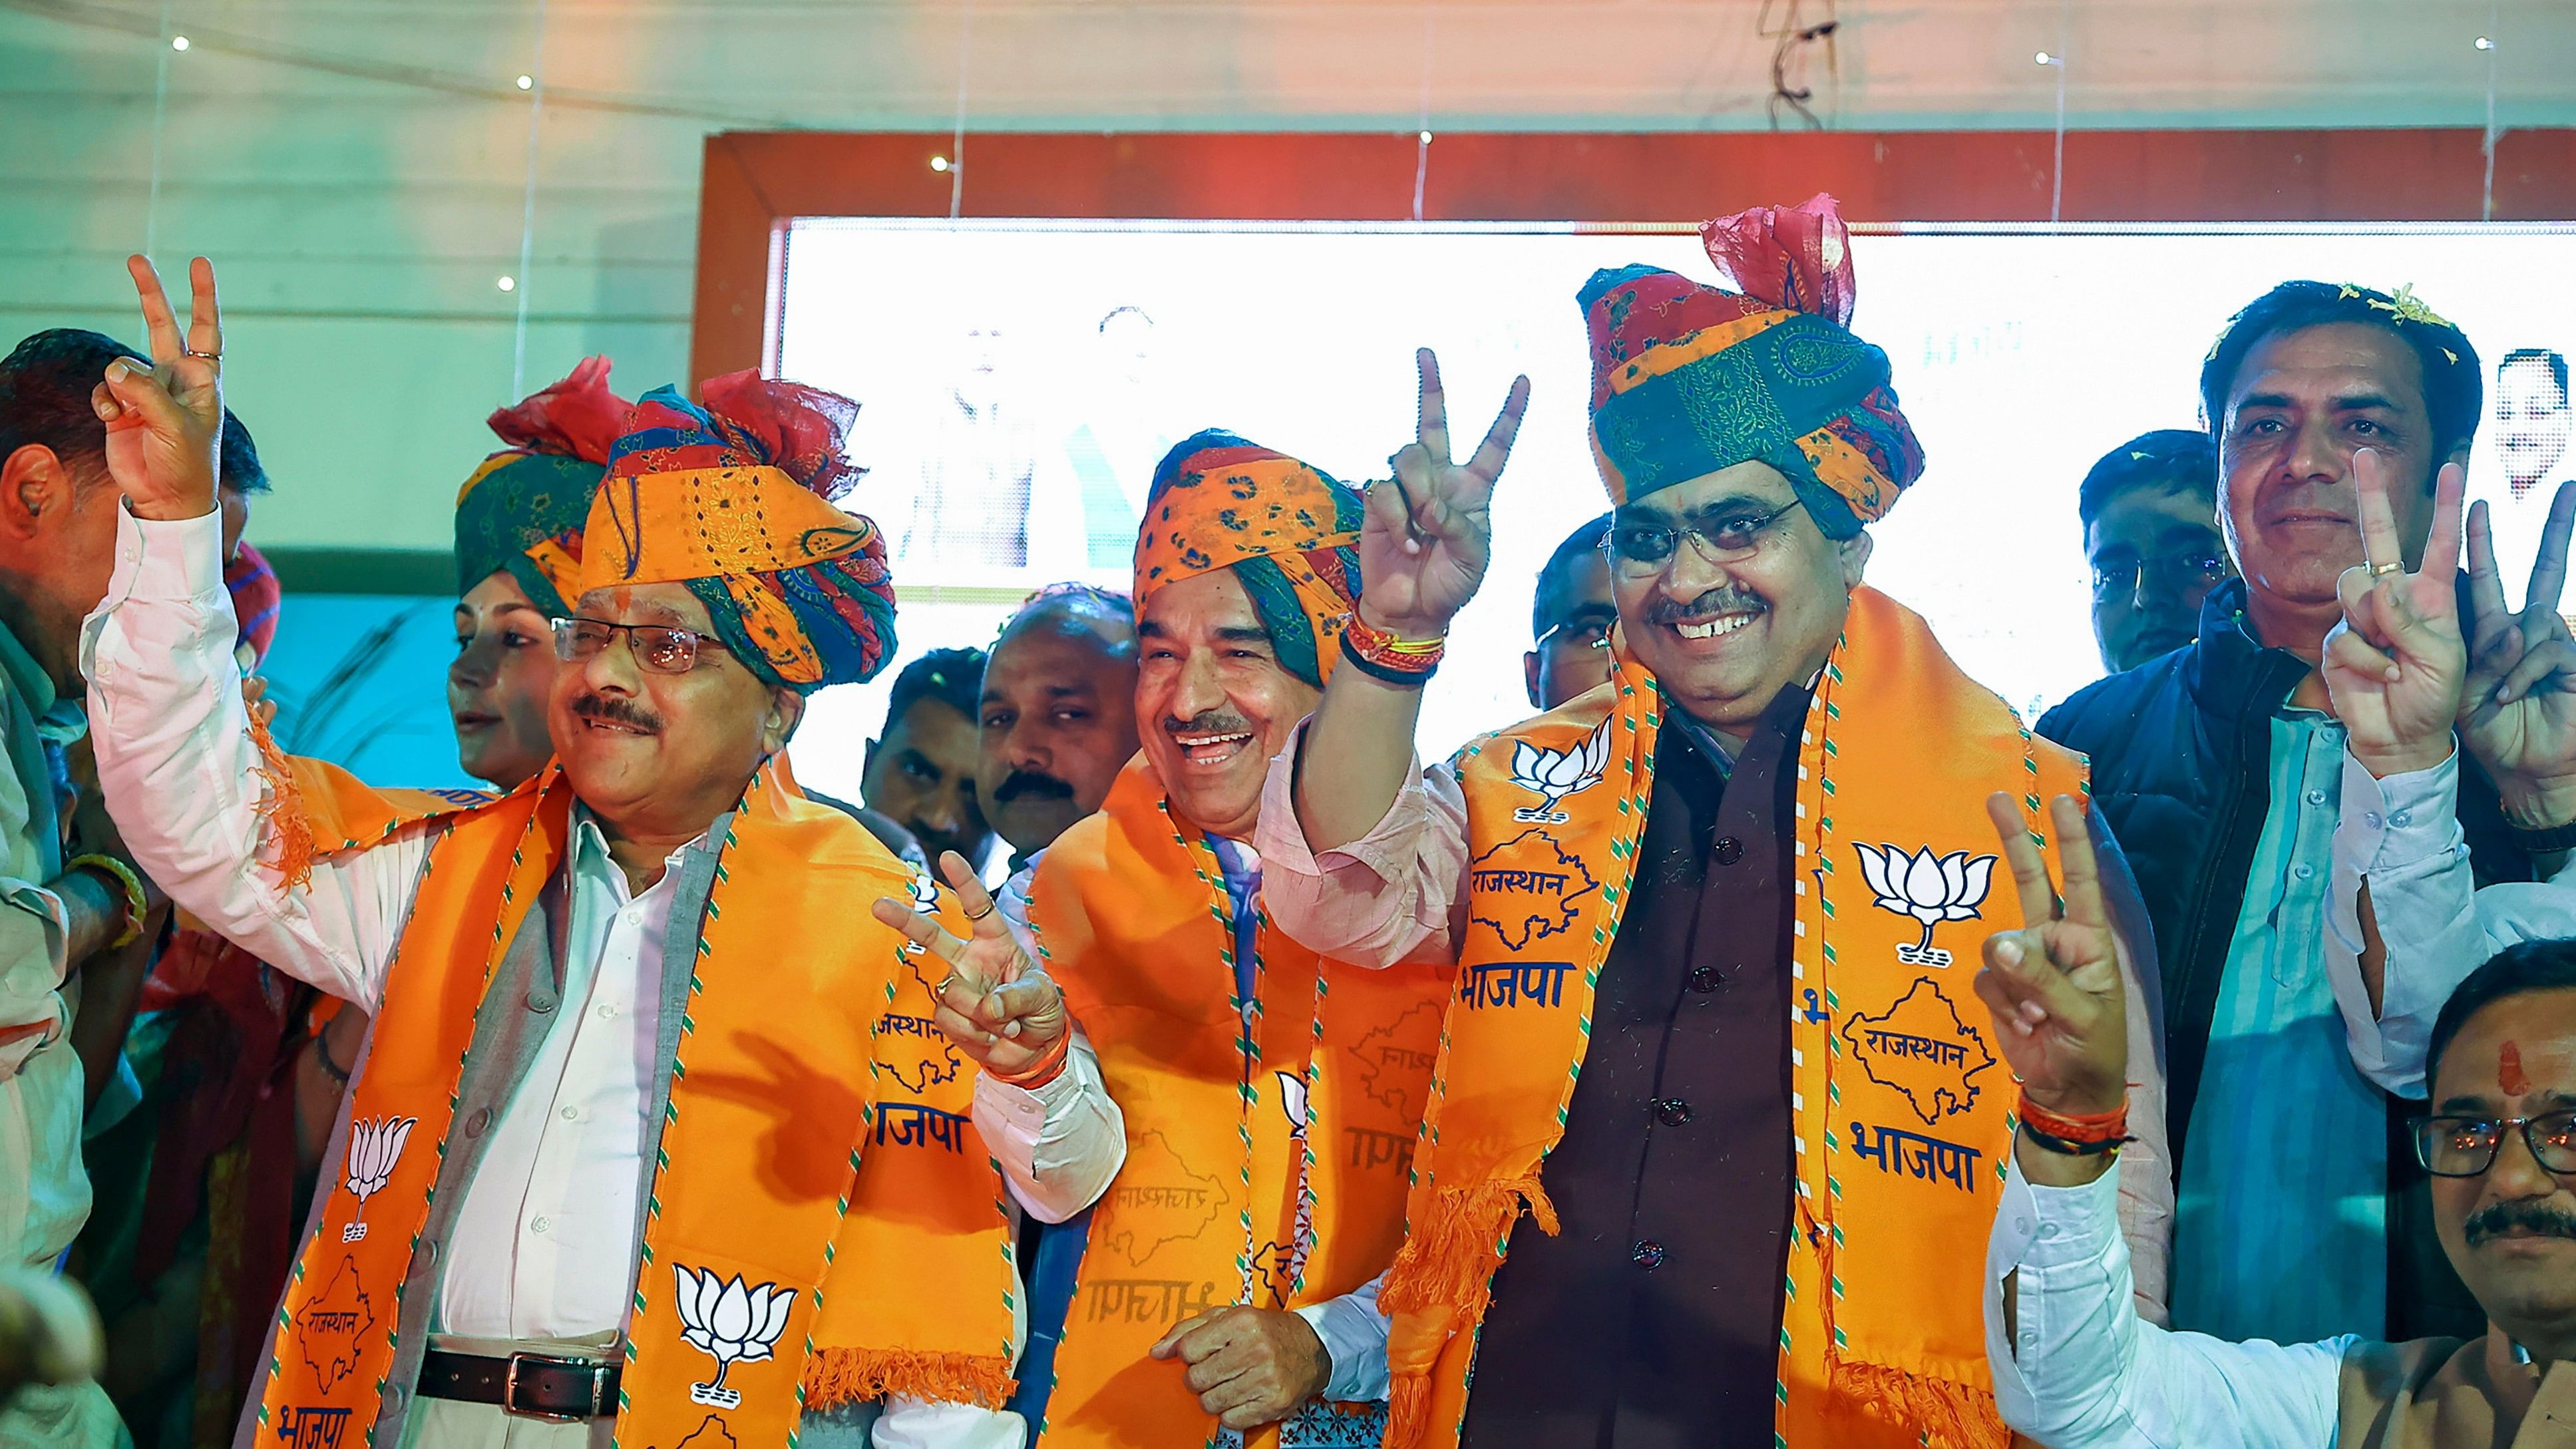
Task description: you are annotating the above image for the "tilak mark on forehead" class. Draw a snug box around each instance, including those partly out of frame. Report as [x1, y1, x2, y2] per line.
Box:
[2501, 1040, 2531, 1096]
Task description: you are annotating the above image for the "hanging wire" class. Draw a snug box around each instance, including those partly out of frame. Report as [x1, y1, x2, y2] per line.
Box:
[1411, 6, 1433, 223]
[948, 0, 973, 222]
[2049, 0, 2070, 226]
[508, 0, 549, 400]
[2480, 0, 2501, 222]
[1758, 0, 1837, 132]
[143, 0, 172, 257]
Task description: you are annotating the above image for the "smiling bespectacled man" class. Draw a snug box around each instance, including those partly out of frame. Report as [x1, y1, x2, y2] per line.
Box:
[1256, 194, 2172, 1449]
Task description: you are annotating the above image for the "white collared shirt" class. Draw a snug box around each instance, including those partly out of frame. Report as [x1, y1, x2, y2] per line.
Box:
[437, 813, 684, 1337]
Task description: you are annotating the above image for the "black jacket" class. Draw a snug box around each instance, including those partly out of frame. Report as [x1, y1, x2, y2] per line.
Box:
[2038, 578, 2530, 1337]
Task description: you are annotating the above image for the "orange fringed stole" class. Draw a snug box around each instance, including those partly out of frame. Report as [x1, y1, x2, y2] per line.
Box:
[1382, 586, 2089, 1449]
[1027, 757, 1447, 1449]
[255, 761, 1015, 1447]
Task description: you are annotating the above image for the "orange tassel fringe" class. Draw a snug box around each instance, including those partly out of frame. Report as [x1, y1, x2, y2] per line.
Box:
[799, 1347, 1015, 1411]
[246, 708, 316, 891]
[1378, 1175, 1557, 1449]
[1830, 1357, 2010, 1449]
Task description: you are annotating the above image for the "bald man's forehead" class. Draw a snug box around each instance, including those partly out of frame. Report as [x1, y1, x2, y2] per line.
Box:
[1001, 598, 1137, 650]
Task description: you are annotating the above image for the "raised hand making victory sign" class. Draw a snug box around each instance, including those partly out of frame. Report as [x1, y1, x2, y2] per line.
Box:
[1974, 792, 2129, 1187]
[1355, 349, 1533, 638]
[2460, 480, 2576, 829]
[92, 255, 226, 523]
[2318, 447, 2469, 779]
[868, 850, 1071, 1082]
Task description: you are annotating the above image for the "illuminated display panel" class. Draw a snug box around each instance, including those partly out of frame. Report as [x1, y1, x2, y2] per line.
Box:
[774, 218, 2576, 803]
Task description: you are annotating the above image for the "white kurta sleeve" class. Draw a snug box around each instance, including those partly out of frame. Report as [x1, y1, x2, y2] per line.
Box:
[81, 505, 427, 1010]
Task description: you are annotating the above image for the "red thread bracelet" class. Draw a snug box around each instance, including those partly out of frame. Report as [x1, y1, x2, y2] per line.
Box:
[2018, 1093, 2128, 1145]
[990, 1027, 1071, 1091]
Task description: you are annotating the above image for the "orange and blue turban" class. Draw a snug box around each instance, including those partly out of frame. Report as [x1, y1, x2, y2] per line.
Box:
[453, 357, 632, 616]
[1580, 193, 1925, 538]
[1134, 430, 1363, 688]
[579, 371, 897, 693]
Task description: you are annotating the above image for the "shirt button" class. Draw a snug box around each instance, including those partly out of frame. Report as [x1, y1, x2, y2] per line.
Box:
[1654, 1098, 1694, 1126]
[2014, 1217, 2031, 1236]
[2365, 811, 2384, 829]
[596, 1002, 618, 1020]
[2038, 1223, 2060, 1240]
[621, 907, 644, 927]
[527, 990, 558, 1014]
[2306, 789, 2328, 806]
[560, 1105, 580, 1122]
[2391, 811, 2413, 829]
[530, 1215, 551, 1234]
[463, 1108, 492, 1138]
[1631, 1240, 1666, 1270]
[1688, 966, 1722, 993]
[2293, 863, 2315, 881]
[1712, 835, 1745, 867]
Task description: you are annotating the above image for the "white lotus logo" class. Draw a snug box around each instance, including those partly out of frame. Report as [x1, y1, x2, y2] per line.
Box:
[672, 1265, 795, 1408]
[1277, 1070, 1309, 1138]
[1852, 843, 1997, 967]
[1509, 719, 1613, 823]
[340, 1115, 417, 1243]
[907, 867, 939, 915]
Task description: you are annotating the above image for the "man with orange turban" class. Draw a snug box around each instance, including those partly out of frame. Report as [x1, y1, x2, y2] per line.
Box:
[78, 255, 1119, 1447]
[916, 429, 1448, 1446]
[1256, 196, 2175, 1449]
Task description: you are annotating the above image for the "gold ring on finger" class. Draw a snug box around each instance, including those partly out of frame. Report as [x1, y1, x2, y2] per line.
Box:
[2371, 561, 2404, 577]
[184, 348, 222, 363]
[962, 901, 996, 921]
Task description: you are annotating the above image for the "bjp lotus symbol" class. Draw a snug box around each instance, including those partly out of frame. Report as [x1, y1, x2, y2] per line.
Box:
[1510, 719, 1612, 823]
[1852, 843, 1997, 967]
[340, 1115, 416, 1243]
[671, 1265, 795, 1409]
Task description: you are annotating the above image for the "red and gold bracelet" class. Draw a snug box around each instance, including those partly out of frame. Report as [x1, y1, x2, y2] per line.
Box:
[1340, 614, 1447, 686]
[2018, 1093, 2129, 1157]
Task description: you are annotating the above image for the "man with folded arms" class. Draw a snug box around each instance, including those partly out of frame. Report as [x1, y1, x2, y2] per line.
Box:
[82, 256, 1117, 1446]
[1258, 195, 2173, 1449]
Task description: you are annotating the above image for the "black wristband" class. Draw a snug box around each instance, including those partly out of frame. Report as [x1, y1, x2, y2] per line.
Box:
[2020, 1124, 2127, 1157]
[2507, 817, 2576, 854]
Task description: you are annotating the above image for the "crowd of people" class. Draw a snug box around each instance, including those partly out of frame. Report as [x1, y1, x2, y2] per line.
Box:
[0, 192, 2571, 1449]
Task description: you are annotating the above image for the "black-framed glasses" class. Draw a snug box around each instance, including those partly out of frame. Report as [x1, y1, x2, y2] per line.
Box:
[1536, 616, 1614, 654]
[1604, 497, 1808, 575]
[2090, 554, 2231, 601]
[550, 617, 725, 675]
[2410, 1111, 2576, 1177]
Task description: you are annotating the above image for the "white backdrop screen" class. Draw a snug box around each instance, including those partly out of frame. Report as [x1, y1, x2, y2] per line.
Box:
[773, 220, 2576, 803]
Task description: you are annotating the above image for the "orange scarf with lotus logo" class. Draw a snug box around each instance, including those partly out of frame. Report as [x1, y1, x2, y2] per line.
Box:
[256, 762, 1015, 1449]
[1378, 585, 2086, 1449]
[1027, 757, 1448, 1449]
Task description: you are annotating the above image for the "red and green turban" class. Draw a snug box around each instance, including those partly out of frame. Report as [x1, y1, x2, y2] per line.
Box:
[1134, 429, 1364, 689]
[580, 371, 896, 693]
[453, 357, 632, 616]
[1580, 192, 1925, 538]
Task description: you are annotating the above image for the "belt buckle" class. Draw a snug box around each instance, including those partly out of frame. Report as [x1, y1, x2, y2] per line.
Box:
[502, 1351, 608, 1423]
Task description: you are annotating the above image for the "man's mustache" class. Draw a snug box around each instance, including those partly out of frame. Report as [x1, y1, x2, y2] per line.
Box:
[993, 769, 1075, 803]
[1163, 710, 1254, 738]
[2465, 1199, 2576, 1247]
[571, 692, 663, 734]
[1646, 587, 1766, 626]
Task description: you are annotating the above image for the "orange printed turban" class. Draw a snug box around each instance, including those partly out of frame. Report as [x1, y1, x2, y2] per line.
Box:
[578, 371, 896, 692]
[1133, 429, 1364, 688]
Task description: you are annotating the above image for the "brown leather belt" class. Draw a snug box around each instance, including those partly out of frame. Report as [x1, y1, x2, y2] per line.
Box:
[417, 1348, 618, 1422]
